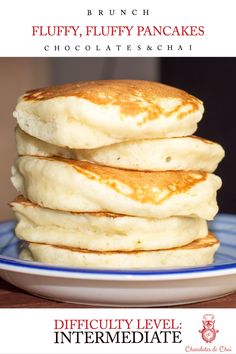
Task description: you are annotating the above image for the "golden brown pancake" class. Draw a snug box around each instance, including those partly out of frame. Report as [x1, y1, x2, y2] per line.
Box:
[13, 80, 204, 148]
[23, 80, 202, 121]
[11, 155, 222, 218]
[39, 156, 209, 205]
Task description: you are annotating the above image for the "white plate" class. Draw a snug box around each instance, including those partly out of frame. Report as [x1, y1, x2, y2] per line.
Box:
[0, 214, 236, 307]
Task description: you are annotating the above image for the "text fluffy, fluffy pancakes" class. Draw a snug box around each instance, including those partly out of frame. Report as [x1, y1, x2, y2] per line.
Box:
[13, 80, 204, 148]
[11, 156, 222, 219]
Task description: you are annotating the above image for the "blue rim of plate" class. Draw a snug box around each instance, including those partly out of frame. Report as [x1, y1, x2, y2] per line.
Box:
[0, 214, 236, 278]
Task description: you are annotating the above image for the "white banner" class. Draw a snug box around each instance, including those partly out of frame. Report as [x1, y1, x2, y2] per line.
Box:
[0, 0, 236, 57]
[0, 309, 234, 354]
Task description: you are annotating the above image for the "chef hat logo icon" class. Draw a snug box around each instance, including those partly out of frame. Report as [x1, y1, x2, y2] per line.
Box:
[199, 314, 219, 343]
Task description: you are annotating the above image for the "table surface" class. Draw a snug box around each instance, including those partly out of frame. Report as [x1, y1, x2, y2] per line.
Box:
[0, 278, 235, 308]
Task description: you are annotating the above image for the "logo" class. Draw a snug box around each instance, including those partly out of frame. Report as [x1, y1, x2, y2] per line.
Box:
[199, 314, 219, 343]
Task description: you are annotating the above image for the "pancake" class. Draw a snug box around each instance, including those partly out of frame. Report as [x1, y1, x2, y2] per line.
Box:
[20, 233, 219, 268]
[13, 80, 204, 149]
[11, 156, 222, 219]
[16, 126, 225, 172]
[11, 196, 208, 251]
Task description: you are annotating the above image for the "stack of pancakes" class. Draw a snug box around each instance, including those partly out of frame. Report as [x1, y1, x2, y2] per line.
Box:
[10, 80, 224, 268]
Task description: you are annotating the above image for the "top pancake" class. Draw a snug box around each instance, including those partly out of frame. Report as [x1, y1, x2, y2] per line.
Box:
[13, 80, 204, 149]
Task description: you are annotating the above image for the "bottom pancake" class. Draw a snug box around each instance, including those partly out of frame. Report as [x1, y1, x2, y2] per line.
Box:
[20, 233, 219, 269]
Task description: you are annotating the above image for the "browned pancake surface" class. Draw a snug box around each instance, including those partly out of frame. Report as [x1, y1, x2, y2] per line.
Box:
[39, 156, 207, 205]
[22, 80, 202, 122]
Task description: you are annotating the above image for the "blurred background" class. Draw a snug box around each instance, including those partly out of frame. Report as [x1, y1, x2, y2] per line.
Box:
[0, 58, 235, 220]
